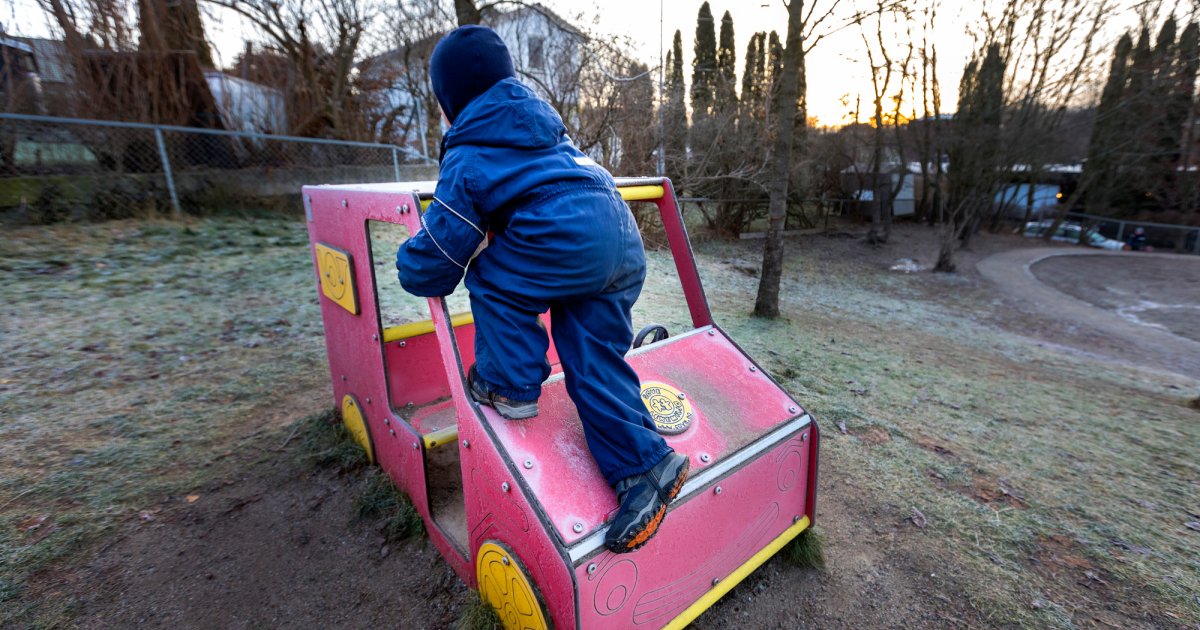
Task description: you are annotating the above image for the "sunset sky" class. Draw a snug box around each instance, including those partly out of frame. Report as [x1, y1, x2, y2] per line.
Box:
[5, 0, 1156, 126]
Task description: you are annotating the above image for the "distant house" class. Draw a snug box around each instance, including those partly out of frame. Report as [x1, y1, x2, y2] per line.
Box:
[365, 4, 585, 160]
[204, 70, 286, 135]
[995, 163, 1079, 220]
[842, 162, 927, 217]
[0, 36, 74, 114]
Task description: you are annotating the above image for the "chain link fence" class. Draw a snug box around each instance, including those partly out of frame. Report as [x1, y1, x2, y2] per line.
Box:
[1065, 211, 1200, 254]
[0, 113, 437, 223]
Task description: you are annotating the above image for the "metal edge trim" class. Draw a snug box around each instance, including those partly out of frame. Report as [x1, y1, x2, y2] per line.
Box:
[662, 515, 811, 630]
[566, 413, 813, 563]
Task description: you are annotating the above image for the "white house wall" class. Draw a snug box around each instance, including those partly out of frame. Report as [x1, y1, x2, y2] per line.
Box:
[204, 72, 286, 135]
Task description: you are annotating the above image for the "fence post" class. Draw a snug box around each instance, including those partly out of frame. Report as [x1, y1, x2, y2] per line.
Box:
[1115, 220, 1125, 243]
[392, 147, 400, 182]
[155, 128, 182, 219]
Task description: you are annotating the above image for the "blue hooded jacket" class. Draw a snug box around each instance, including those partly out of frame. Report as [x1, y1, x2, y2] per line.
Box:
[396, 77, 643, 299]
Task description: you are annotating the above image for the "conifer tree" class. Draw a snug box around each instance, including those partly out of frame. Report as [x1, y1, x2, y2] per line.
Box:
[938, 44, 1006, 270]
[764, 31, 783, 132]
[767, 31, 783, 95]
[1175, 22, 1200, 242]
[706, 9, 741, 235]
[691, 2, 717, 120]
[1127, 28, 1154, 165]
[1146, 17, 1181, 202]
[665, 30, 688, 187]
[1083, 33, 1134, 214]
[742, 33, 761, 106]
[715, 11, 738, 116]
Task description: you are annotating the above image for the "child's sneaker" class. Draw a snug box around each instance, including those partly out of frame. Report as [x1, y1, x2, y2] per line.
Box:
[605, 452, 690, 553]
[468, 365, 538, 419]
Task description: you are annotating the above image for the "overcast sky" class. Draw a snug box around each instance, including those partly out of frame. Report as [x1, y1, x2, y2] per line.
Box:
[5, 0, 1150, 126]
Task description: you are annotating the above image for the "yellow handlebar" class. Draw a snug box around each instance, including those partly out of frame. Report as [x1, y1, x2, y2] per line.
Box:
[417, 183, 665, 211]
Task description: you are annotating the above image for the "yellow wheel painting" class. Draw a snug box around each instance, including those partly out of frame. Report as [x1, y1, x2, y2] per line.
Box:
[476, 541, 549, 630]
[340, 394, 374, 464]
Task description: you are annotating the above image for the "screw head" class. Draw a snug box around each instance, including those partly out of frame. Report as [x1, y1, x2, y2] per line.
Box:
[372, 334, 379, 341]
[714, 486, 722, 495]
[462, 439, 470, 448]
[711, 577, 720, 586]
[700, 453, 711, 463]
[406, 402, 414, 408]
[793, 515, 801, 523]
[677, 392, 686, 400]
[389, 429, 395, 436]
[788, 405, 798, 413]
[341, 199, 348, 207]
[801, 433, 808, 442]
[573, 522, 584, 533]
[398, 341, 407, 348]
[341, 375, 347, 381]
[707, 330, 716, 336]
[587, 563, 597, 574]
[401, 203, 410, 213]
[501, 557, 510, 566]
[365, 397, 371, 404]
[383, 418, 389, 425]
[523, 459, 533, 469]
[749, 366, 757, 372]
[501, 482, 510, 492]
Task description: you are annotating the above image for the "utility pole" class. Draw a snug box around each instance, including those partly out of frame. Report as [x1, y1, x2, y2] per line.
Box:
[657, 0, 666, 177]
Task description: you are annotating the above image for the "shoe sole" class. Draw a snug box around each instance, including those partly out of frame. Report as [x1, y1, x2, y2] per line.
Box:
[491, 400, 538, 420]
[469, 381, 538, 420]
[618, 457, 690, 552]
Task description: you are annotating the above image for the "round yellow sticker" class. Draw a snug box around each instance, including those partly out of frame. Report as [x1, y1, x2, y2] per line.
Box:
[640, 381, 694, 435]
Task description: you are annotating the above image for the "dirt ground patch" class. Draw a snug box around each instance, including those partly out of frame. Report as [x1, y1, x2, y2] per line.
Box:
[5, 219, 1199, 628]
[71, 455, 469, 629]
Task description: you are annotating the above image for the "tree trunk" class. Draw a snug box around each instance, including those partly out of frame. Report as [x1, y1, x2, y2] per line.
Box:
[934, 221, 957, 271]
[753, 0, 805, 318]
[882, 193, 893, 242]
[455, 0, 482, 25]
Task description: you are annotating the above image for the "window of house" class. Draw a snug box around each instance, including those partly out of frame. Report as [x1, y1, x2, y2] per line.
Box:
[528, 37, 545, 70]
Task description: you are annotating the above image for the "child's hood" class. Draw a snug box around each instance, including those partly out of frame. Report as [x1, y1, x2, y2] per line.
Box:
[442, 78, 566, 152]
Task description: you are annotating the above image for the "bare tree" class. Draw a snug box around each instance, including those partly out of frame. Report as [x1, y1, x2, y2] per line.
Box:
[858, 0, 913, 245]
[929, 0, 1112, 271]
[755, 0, 845, 317]
[756, 0, 891, 316]
[203, 0, 382, 139]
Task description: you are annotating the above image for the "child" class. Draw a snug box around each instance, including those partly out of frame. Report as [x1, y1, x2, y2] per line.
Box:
[395, 25, 688, 553]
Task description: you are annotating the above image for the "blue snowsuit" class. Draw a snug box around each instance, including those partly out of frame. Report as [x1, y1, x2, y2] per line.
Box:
[395, 77, 671, 485]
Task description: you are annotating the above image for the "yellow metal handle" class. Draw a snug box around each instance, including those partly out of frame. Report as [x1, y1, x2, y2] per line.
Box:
[618, 185, 665, 202]
[418, 183, 664, 212]
[382, 311, 475, 343]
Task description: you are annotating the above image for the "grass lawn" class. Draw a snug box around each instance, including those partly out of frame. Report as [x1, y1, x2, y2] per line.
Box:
[1, 214, 1197, 627]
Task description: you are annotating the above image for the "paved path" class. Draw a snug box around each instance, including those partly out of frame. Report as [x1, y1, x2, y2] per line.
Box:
[976, 247, 1200, 380]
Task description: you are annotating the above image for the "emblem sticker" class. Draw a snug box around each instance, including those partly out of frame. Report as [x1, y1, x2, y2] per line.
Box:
[315, 242, 358, 314]
[640, 381, 694, 435]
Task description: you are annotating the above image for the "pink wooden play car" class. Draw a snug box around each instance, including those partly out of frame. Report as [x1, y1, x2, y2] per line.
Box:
[301, 177, 819, 629]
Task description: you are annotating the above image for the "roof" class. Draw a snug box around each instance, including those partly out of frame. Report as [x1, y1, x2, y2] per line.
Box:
[27, 38, 70, 83]
[485, 3, 585, 39]
[0, 36, 33, 54]
[367, 3, 585, 69]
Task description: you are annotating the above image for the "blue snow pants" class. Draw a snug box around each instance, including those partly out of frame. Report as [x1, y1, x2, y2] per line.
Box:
[465, 188, 672, 486]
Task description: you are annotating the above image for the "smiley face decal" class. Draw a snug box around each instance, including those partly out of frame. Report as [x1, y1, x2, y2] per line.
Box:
[315, 243, 359, 314]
